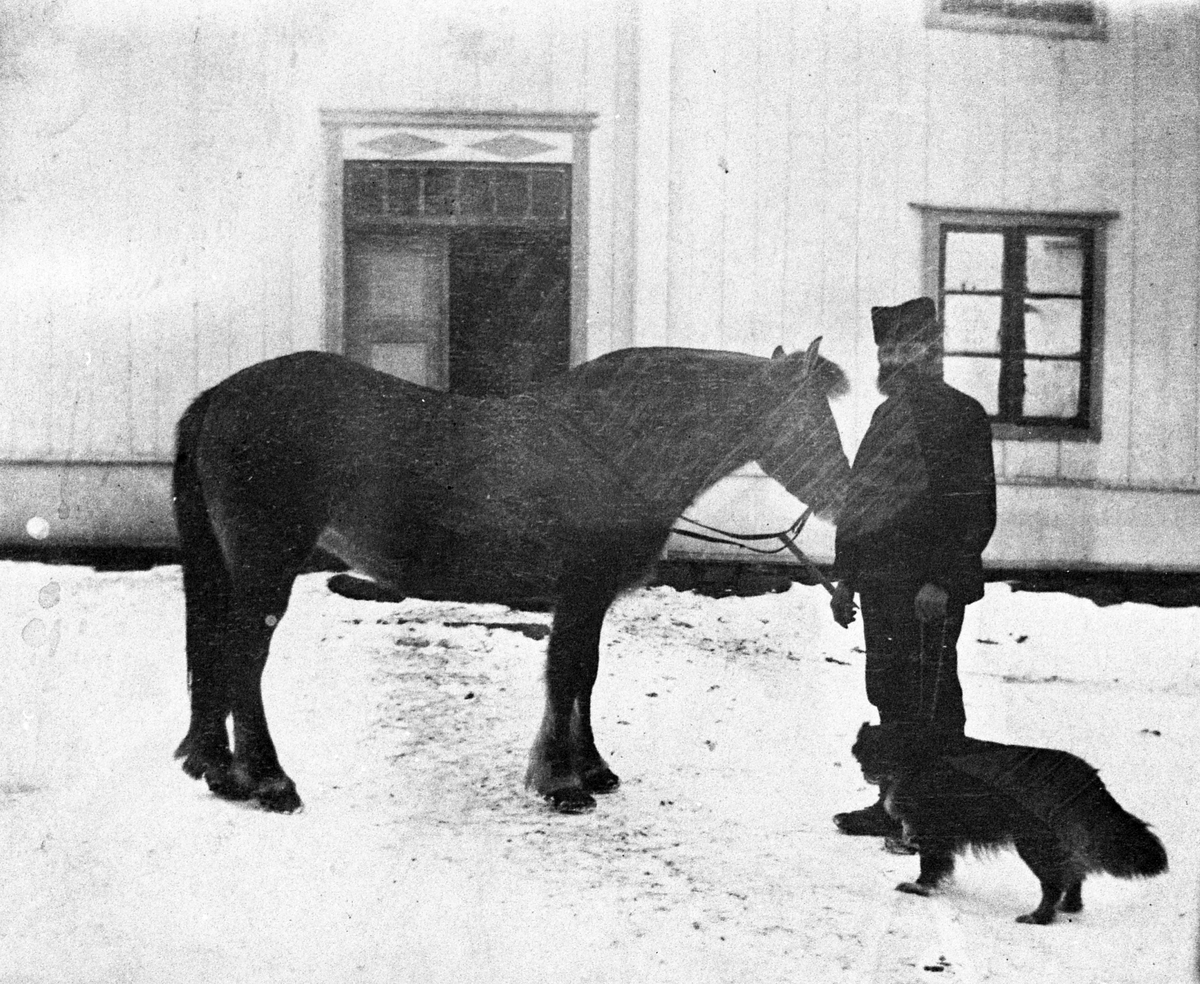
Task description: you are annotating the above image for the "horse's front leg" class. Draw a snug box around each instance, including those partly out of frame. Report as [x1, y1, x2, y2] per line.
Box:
[571, 649, 619, 795]
[526, 598, 611, 813]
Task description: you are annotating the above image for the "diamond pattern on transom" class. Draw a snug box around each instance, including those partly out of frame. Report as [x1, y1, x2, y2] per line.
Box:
[469, 133, 556, 160]
[362, 132, 447, 158]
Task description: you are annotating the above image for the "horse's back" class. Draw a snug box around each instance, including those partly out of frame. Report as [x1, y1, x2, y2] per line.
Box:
[181, 352, 576, 599]
[182, 353, 447, 547]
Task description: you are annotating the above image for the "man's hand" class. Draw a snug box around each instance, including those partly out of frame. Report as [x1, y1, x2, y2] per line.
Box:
[831, 582, 857, 627]
[914, 583, 949, 623]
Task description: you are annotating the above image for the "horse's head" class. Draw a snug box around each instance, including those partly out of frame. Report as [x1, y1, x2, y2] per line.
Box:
[754, 338, 850, 522]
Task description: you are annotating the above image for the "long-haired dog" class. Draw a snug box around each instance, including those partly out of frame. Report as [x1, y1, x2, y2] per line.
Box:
[851, 722, 1168, 925]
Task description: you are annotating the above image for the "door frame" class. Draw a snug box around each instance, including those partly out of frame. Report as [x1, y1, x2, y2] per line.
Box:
[320, 109, 596, 371]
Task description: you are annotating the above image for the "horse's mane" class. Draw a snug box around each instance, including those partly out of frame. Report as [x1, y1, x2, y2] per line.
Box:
[557, 346, 848, 400]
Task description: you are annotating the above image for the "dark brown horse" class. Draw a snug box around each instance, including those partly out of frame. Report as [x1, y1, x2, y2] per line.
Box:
[172, 341, 849, 813]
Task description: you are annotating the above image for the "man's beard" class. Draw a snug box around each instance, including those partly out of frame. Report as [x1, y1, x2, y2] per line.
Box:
[877, 360, 940, 395]
[876, 365, 907, 395]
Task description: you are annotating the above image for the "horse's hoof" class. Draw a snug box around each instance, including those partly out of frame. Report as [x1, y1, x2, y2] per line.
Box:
[896, 881, 932, 897]
[546, 788, 596, 814]
[326, 573, 406, 603]
[203, 764, 301, 813]
[180, 755, 208, 781]
[254, 778, 303, 814]
[176, 735, 231, 781]
[581, 768, 620, 793]
[204, 765, 252, 801]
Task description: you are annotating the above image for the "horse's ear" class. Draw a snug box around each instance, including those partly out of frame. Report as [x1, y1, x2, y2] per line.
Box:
[771, 345, 786, 360]
[803, 336, 823, 372]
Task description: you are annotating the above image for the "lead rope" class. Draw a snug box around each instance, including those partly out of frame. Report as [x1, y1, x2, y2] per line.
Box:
[918, 614, 950, 723]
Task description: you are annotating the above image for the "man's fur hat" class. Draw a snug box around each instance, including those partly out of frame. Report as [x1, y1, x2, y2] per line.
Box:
[871, 297, 940, 346]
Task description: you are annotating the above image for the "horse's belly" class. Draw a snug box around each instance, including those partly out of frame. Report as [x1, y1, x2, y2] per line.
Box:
[316, 524, 561, 606]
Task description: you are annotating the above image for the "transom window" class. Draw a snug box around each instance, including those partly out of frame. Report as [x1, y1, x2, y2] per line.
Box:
[926, 0, 1106, 40]
[915, 207, 1115, 441]
[344, 162, 570, 228]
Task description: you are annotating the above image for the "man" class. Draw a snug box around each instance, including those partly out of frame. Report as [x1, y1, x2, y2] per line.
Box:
[831, 296, 997, 840]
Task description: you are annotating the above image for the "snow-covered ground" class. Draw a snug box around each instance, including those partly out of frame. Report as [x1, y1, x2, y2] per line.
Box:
[0, 560, 1196, 983]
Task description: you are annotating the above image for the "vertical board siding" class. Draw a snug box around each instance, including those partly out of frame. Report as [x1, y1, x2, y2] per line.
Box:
[720, 1, 770, 357]
[752, 1, 795, 356]
[1127, 8, 1200, 488]
[0, 0, 624, 462]
[1001, 38, 1063, 210]
[780, 1, 834, 361]
[4, 0, 1200, 511]
[659, 0, 1200, 480]
[665, 2, 728, 351]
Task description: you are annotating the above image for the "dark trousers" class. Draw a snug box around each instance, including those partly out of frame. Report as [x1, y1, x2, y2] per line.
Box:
[860, 586, 967, 732]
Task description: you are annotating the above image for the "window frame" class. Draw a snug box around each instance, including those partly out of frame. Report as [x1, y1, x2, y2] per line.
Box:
[913, 205, 1117, 443]
[924, 0, 1107, 41]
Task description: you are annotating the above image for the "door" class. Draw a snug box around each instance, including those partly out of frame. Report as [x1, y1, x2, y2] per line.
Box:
[448, 228, 570, 397]
[344, 231, 448, 388]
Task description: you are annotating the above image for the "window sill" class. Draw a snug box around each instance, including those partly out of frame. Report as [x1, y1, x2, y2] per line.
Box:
[990, 421, 1100, 443]
[925, 11, 1107, 42]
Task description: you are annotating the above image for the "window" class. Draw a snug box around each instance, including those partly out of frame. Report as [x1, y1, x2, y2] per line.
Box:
[925, 0, 1106, 40]
[914, 207, 1115, 441]
[344, 162, 571, 228]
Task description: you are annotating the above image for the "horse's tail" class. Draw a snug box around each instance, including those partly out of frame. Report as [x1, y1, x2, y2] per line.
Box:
[172, 387, 228, 699]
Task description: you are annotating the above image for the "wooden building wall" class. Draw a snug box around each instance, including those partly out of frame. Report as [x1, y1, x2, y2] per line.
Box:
[2, 0, 1199, 569]
[644, 0, 1200, 568]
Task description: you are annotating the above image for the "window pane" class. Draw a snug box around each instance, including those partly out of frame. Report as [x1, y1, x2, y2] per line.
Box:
[1024, 298, 1081, 356]
[345, 164, 386, 214]
[458, 170, 493, 219]
[944, 356, 1000, 415]
[944, 294, 1002, 353]
[531, 170, 566, 219]
[1027, 234, 1084, 295]
[386, 169, 420, 216]
[422, 168, 456, 216]
[495, 172, 530, 218]
[1023, 359, 1081, 418]
[944, 231, 1003, 292]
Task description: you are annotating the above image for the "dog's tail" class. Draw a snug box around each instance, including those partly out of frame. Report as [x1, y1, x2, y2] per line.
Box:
[950, 743, 1167, 879]
[1073, 785, 1168, 879]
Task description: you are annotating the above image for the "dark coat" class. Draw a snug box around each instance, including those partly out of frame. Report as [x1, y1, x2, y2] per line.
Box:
[834, 377, 996, 605]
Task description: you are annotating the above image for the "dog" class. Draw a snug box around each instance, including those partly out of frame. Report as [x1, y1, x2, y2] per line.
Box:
[851, 722, 1168, 924]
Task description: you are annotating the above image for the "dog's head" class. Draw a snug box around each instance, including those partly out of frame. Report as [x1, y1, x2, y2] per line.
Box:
[850, 722, 955, 785]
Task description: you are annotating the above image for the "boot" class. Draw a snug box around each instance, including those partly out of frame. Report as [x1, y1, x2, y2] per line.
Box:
[833, 794, 902, 837]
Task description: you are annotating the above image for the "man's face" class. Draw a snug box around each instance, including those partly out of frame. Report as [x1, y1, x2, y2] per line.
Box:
[876, 338, 942, 392]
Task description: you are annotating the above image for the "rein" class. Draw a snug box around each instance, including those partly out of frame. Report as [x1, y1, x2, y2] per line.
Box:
[672, 506, 837, 596]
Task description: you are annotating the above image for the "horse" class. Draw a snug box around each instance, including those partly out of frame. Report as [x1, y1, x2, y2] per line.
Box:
[172, 339, 850, 814]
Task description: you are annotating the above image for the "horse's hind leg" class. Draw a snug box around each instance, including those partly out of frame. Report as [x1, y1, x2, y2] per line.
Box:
[202, 546, 312, 813]
[173, 431, 235, 782]
[175, 550, 234, 781]
[526, 594, 613, 813]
